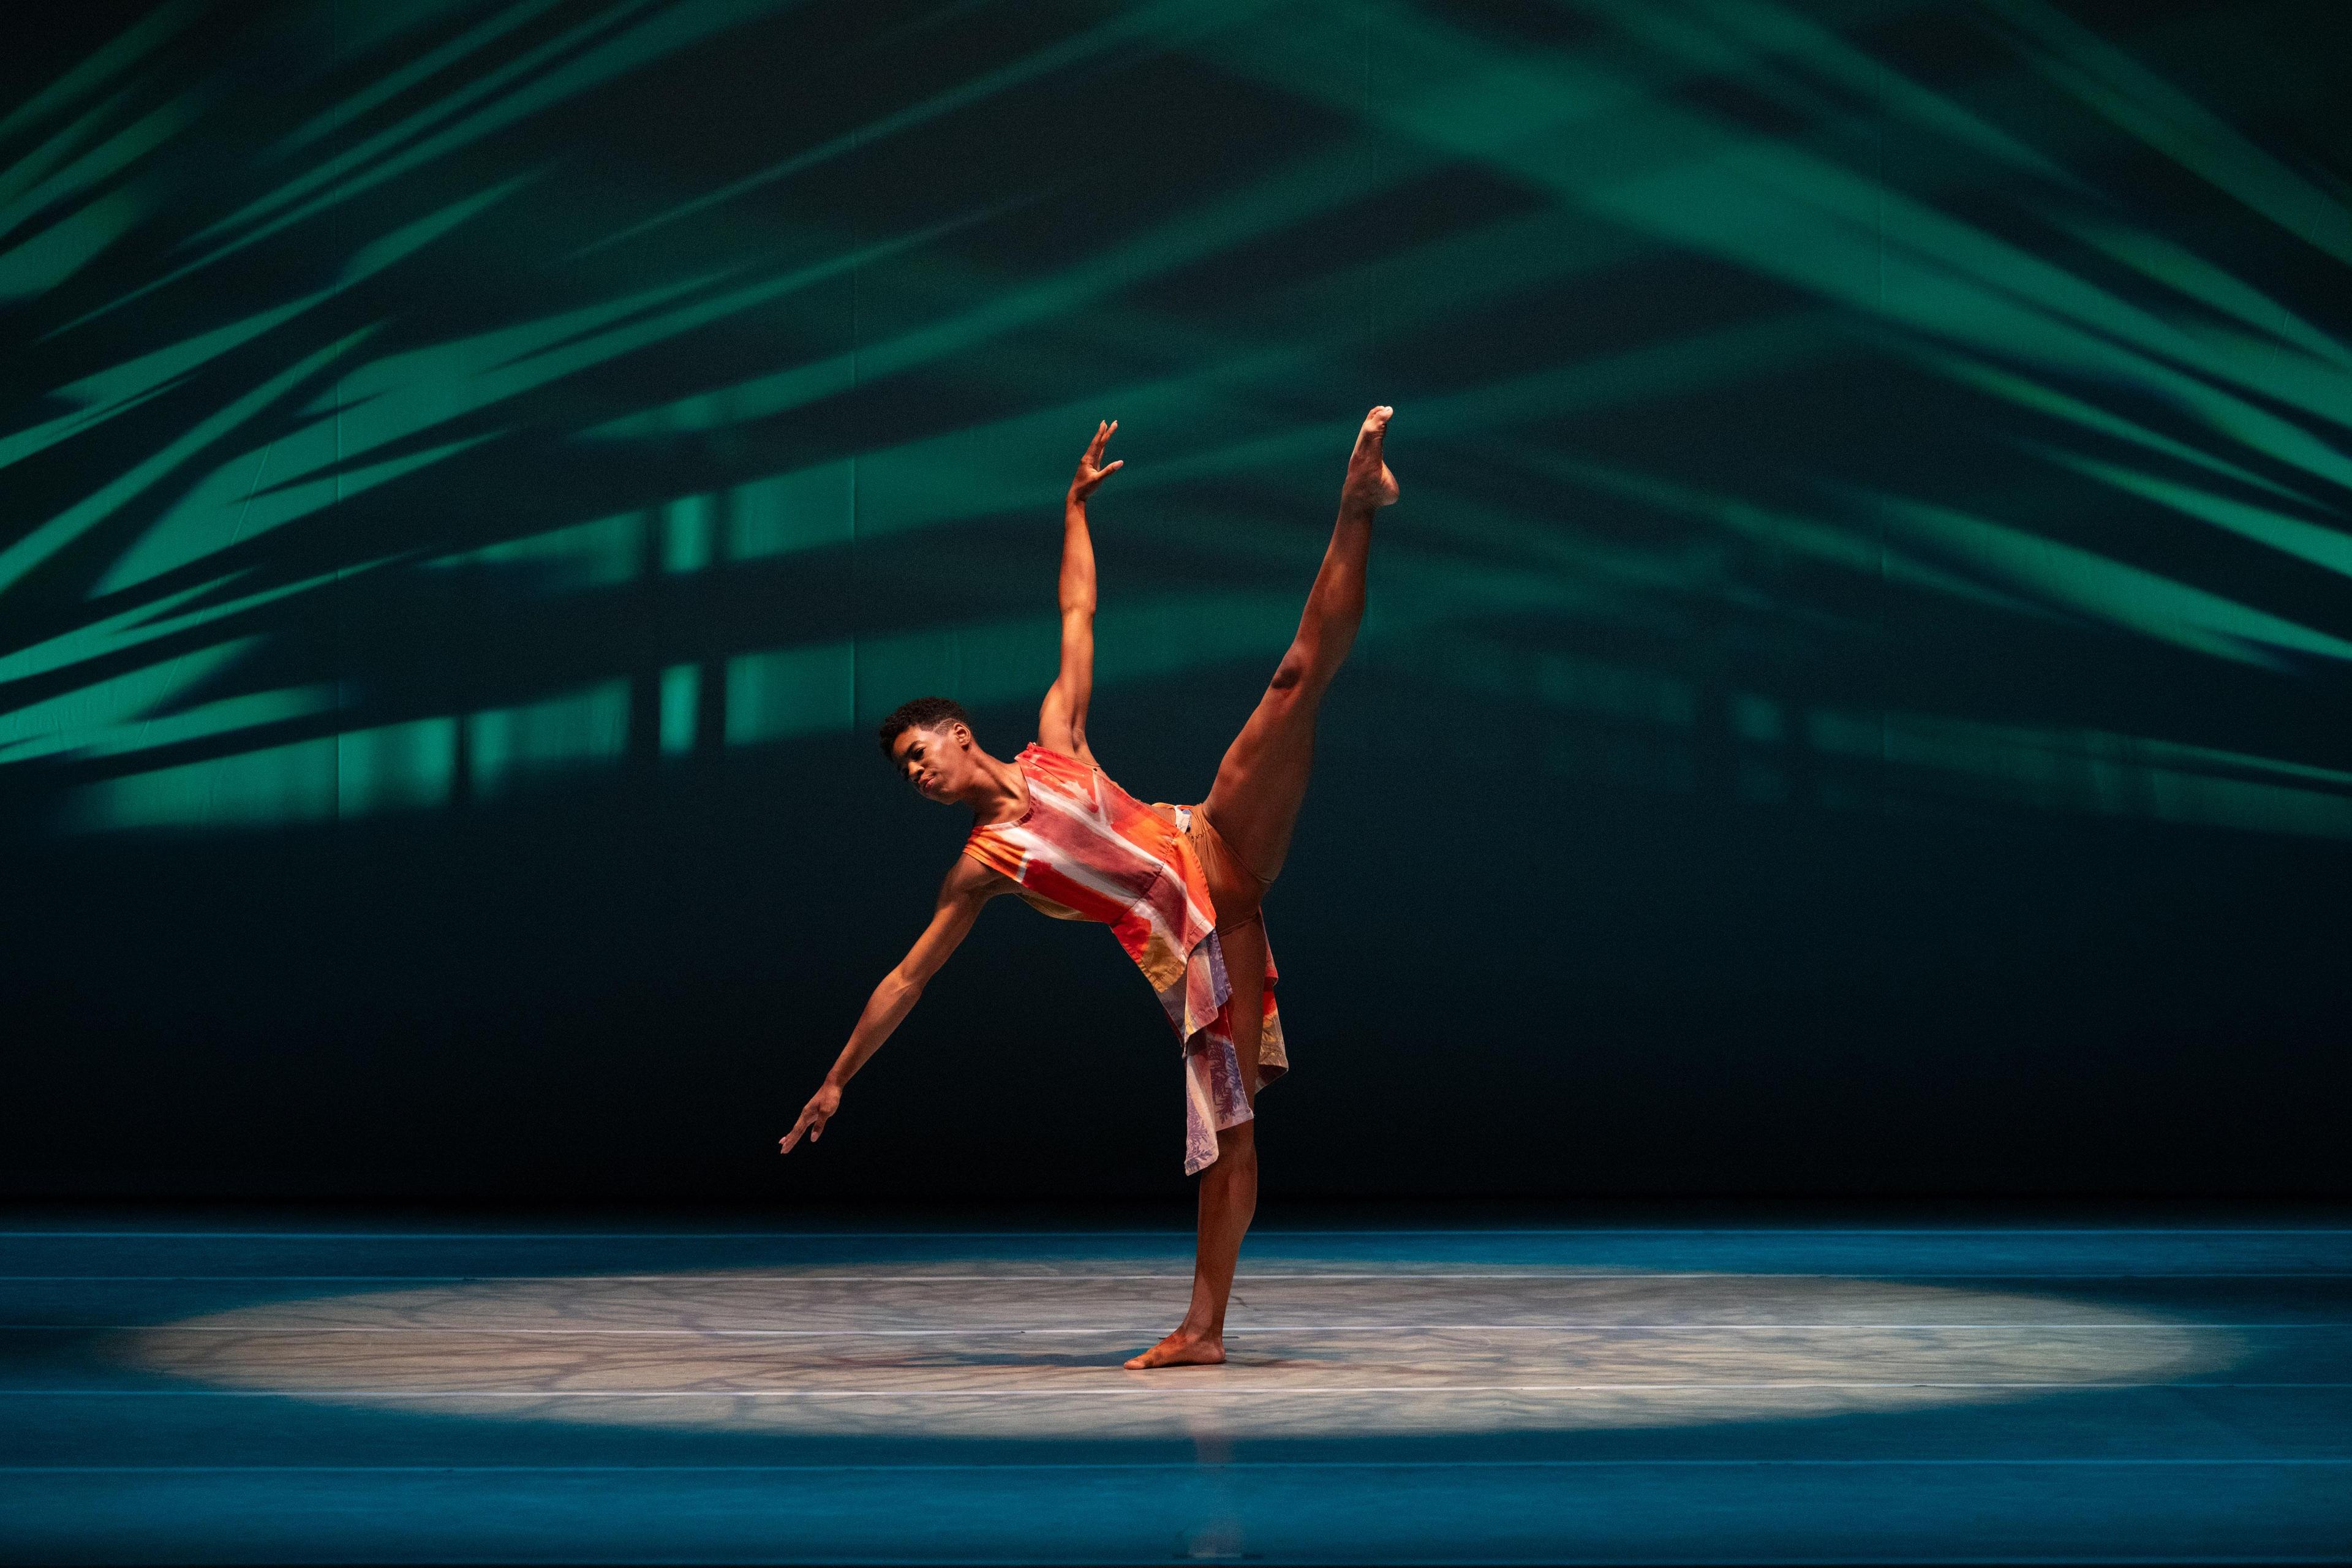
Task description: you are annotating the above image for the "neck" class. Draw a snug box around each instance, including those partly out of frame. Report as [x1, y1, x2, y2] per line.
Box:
[960, 749, 1027, 824]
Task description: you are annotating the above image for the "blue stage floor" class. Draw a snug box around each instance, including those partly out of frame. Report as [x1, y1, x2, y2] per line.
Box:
[3, 1212, 2349, 1563]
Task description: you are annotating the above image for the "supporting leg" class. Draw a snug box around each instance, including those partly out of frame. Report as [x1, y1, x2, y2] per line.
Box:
[1126, 918, 1268, 1370]
[1120, 1118, 1260, 1371]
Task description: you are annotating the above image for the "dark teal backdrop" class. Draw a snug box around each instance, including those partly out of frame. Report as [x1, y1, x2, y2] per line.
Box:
[5, 0, 2348, 1200]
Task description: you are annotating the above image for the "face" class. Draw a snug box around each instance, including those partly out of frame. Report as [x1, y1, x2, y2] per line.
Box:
[890, 723, 973, 802]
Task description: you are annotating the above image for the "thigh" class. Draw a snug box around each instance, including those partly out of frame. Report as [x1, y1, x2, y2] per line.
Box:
[1199, 674, 1320, 888]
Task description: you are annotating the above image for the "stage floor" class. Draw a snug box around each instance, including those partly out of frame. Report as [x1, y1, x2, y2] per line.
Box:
[3, 1212, 2348, 1563]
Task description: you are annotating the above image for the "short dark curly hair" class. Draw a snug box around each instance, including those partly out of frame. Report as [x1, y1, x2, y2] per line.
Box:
[877, 696, 972, 761]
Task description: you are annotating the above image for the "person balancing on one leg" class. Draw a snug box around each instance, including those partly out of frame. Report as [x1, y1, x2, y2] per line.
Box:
[780, 407, 1399, 1369]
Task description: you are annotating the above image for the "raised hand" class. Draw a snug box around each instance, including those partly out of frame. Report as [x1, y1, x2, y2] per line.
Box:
[1069, 419, 1123, 503]
[778, 1080, 842, 1155]
[1340, 405, 1399, 513]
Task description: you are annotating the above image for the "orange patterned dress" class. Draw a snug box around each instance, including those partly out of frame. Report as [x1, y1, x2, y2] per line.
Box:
[962, 744, 1286, 1174]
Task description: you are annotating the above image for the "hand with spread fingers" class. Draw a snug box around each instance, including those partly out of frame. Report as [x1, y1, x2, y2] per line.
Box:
[1069, 419, 1123, 503]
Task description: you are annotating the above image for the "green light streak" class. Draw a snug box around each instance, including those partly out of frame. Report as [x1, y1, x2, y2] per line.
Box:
[1068, 315, 1834, 526]
[1407, 312, 1834, 438]
[2169, 324, 2352, 435]
[1391, 620, 2352, 842]
[339, 173, 539, 286]
[728, 464, 854, 562]
[278, 0, 575, 153]
[756, 303, 1826, 568]
[1227, 1, 2352, 497]
[0, 564, 361, 688]
[1597, 116, 2347, 461]
[301, 0, 503, 70]
[3, 290, 331, 473]
[592, 206, 1670, 620]
[1809, 704, 2352, 840]
[1989, 0, 2352, 268]
[432, 513, 645, 592]
[0, 0, 198, 146]
[97, 415, 334, 594]
[101, 431, 495, 593]
[661, 496, 716, 575]
[61, 295, 325, 407]
[29, 682, 333, 764]
[582, 0, 1267, 257]
[1629, 0, 2076, 189]
[0, 328, 372, 599]
[64, 0, 774, 332]
[725, 643, 854, 747]
[0, 96, 189, 249]
[184, 0, 665, 247]
[1527, 451, 2049, 620]
[1922, 349, 2326, 510]
[2058, 220, 2352, 369]
[0, 188, 142, 301]
[2039, 452, 2352, 581]
[336, 717, 458, 815]
[1383, 489, 1725, 625]
[1389, 628, 1697, 731]
[585, 192, 1617, 483]
[0, 88, 139, 214]
[467, 679, 630, 796]
[590, 136, 1418, 442]
[726, 586, 1308, 747]
[332, 268, 713, 417]
[77, 682, 637, 833]
[67, 734, 340, 831]
[1856, 489, 2352, 667]
[0, 575, 228, 687]
[658, 665, 699, 754]
[335, 216, 965, 488]
[63, 672, 642, 829]
[1382, 615, 2352, 841]
[0, 638, 256, 761]
[584, 349, 853, 442]
[97, 684, 332, 760]
[193, 0, 785, 253]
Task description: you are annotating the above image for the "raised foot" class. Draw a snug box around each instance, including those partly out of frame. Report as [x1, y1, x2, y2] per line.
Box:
[1340, 404, 1400, 513]
[1123, 1327, 1227, 1370]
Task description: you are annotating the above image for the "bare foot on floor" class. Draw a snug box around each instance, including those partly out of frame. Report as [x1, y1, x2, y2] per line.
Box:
[1124, 1328, 1227, 1369]
[1341, 404, 1400, 512]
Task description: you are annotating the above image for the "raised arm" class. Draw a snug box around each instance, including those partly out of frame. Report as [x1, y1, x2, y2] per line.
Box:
[779, 855, 1005, 1153]
[1038, 420, 1120, 766]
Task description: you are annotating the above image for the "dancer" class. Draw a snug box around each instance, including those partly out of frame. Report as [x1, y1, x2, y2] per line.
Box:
[780, 407, 1398, 1368]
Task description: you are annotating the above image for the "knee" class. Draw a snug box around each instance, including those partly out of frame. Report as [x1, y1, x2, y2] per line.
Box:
[1268, 650, 1311, 693]
[1214, 1118, 1257, 1170]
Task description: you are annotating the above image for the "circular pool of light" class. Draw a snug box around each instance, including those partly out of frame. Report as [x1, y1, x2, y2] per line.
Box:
[119, 1253, 2234, 1440]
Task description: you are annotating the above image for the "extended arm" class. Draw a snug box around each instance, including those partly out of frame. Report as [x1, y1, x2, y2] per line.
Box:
[779, 856, 1004, 1153]
[1038, 420, 1120, 766]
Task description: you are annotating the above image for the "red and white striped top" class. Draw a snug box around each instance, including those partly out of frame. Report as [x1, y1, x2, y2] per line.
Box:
[963, 743, 1284, 1172]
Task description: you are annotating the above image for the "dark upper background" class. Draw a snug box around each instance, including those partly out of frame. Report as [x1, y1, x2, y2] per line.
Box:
[3, 0, 2347, 1204]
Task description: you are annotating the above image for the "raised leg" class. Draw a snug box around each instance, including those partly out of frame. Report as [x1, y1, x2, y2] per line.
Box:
[1197, 407, 1397, 898]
